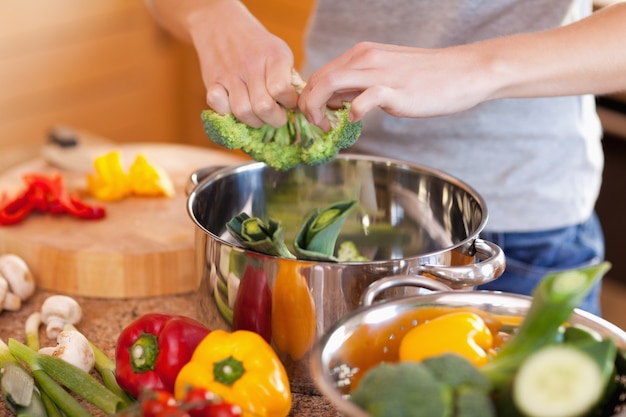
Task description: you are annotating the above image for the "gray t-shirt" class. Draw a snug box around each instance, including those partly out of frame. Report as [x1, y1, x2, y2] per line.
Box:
[303, 0, 603, 232]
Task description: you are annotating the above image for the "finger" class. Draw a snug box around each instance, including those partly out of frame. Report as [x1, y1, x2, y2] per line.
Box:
[206, 83, 231, 115]
[226, 78, 266, 128]
[301, 70, 375, 125]
[348, 86, 392, 120]
[244, 65, 292, 128]
[266, 66, 299, 110]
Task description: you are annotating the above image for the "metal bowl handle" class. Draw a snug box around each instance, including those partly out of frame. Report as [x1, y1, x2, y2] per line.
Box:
[417, 238, 505, 289]
[361, 275, 454, 307]
[185, 166, 226, 195]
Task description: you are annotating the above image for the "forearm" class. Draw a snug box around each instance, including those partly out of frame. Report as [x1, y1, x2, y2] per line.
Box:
[483, 3, 626, 100]
[145, 0, 254, 43]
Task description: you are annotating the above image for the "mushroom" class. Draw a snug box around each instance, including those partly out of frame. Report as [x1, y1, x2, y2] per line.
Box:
[39, 330, 95, 373]
[0, 277, 21, 311]
[40, 295, 82, 339]
[0, 254, 36, 301]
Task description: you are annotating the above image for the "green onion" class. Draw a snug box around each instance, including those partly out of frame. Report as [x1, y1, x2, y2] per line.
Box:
[8, 338, 125, 416]
[64, 324, 134, 407]
[1, 338, 48, 417]
[4, 338, 91, 417]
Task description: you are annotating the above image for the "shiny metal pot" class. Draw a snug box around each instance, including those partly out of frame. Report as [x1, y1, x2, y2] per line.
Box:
[312, 278, 626, 417]
[186, 154, 505, 393]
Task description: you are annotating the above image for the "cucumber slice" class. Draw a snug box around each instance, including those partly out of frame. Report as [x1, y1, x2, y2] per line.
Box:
[512, 344, 606, 417]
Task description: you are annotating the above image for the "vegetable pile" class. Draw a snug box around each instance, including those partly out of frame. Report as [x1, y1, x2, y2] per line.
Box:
[227, 200, 366, 263]
[0, 296, 293, 417]
[348, 262, 626, 417]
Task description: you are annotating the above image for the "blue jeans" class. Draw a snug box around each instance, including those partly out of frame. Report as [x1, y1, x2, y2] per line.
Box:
[477, 213, 605, 316]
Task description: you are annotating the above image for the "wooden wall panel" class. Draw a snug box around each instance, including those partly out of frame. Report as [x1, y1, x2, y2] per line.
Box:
[0, 0, 315, 170]
[0, 0, 182, 171]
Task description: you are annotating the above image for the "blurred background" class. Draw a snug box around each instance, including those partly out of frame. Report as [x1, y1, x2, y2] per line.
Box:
[0, 0, 624, 327]
[0, 0, 314, 170]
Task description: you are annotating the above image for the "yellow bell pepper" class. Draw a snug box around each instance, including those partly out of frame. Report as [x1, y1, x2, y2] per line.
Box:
[128, 154, 175, 197]
[271, 261, 316, 360]
[174, 329, 292, 417]
[398, 311, 494, 367]
[86, 150, 131, 201]
[86, 151, 175, 201]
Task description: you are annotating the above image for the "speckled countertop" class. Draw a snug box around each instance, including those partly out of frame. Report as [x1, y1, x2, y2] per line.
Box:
[0, 290, 340, 417]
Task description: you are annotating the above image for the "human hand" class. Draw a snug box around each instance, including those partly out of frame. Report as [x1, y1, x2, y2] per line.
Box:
[298, 41, 494, 131]
[188, 1, 299, 127]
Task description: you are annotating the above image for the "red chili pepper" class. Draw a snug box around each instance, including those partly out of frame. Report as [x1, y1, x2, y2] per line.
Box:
[232, 264, 272, 344]
[115, 313, 211, 398]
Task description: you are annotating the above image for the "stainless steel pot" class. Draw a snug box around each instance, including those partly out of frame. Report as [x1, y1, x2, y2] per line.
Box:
[187, 154, 505, 393]
[312, 278, 626, 417]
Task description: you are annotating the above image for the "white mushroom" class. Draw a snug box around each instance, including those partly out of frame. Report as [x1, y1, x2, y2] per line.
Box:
[0, 254, 35, 301]
[39, 330, 95, 373]
[0, 277, 21, 312]
[40, 295, 82, 339]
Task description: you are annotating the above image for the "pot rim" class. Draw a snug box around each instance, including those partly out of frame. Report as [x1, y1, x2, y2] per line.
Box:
[186, 154, 491, 264]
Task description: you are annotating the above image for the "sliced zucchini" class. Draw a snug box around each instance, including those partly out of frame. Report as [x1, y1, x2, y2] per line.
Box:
[512, 343, 612, 417]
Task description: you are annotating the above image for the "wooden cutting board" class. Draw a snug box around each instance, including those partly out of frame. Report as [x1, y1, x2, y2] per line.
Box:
[0, 141, 249, 298]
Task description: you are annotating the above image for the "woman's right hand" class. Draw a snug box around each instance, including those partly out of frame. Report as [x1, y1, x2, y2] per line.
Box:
[149, 0, 299, 127]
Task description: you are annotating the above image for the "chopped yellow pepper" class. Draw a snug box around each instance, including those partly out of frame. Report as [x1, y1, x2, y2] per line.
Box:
[86, 150, 131, 201]
[174, 329, 292, 417]
[398, 311, 494, 367]
[128, 154, 174, 197]
[86, 150, 174, 201]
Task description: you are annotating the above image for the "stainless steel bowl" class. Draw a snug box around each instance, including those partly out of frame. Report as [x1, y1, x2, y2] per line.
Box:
[312, 277, 626, 417]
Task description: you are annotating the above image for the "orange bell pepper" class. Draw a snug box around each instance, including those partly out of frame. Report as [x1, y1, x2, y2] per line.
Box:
[271, 261, 316, 360]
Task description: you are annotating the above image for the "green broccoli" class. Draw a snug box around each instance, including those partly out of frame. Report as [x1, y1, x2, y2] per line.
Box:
[200, 103, 362, 171]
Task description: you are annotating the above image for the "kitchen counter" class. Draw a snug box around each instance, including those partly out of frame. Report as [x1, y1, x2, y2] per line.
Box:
[0, 289, 340, 417]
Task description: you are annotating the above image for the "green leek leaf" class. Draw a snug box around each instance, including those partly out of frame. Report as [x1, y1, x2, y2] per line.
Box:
[481, 261, 612, 387]
[294, 200, 357, 262]
[226, 212, 296, 259]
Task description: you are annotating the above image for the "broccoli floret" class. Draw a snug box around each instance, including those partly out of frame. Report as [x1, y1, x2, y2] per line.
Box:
[200, 103, 362, 171]
[325, 104, 363, 149]
[200, 110, 253, 150]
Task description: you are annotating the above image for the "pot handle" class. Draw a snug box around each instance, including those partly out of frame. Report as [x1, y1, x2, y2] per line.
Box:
[361, 275, 454, 307]
[417, 238, 505, 289]
[185, 166, 226, 195]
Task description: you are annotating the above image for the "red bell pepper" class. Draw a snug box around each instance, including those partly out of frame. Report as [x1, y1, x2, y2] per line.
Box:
[115, 313, 211, 398]
[0, 172, 106, 225]
[232, 264, 272, 344]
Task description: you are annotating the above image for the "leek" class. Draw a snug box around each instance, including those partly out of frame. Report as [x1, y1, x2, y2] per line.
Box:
[481, 261, 612, 387]
[226, 213, 296, 259]
[294, 200, 357, 261]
